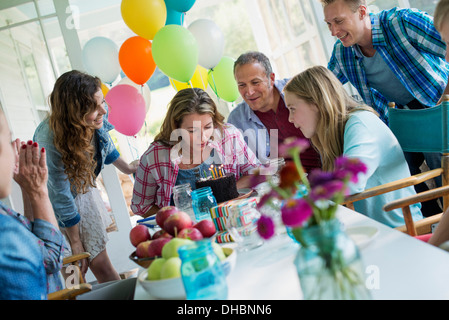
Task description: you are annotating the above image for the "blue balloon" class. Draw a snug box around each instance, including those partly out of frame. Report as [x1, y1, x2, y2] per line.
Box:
[165, 8, 185, 25]
[164, 0, 196, 13]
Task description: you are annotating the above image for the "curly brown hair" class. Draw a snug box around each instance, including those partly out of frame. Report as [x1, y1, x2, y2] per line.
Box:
[48, 70, 101, 194]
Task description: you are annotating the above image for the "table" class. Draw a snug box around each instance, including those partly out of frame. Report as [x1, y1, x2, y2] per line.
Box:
[134, 205, 449, 300]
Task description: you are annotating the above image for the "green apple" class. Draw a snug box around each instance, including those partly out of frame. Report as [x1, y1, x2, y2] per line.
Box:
[212, 242, 226, 261]
[160, 257, 182, 279]
[146, 258, 166, 281]
[161, 238, 193, 259]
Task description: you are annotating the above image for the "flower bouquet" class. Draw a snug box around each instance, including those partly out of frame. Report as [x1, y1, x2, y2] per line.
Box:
[252, 137, 371, 300]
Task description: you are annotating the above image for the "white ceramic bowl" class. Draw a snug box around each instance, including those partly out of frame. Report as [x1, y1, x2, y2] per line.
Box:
[138, 246, 236, 299]
[138, 271, 186, 299]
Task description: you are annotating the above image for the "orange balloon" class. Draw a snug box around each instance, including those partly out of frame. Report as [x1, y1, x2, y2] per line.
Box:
[119, 36, 156, 85]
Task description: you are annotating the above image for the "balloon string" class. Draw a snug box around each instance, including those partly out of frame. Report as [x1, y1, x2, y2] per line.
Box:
[209, 69, 221, 103]
[189, 81, 193, 89]
[170, 78, 178, 92]
[199, 69, 206, 90]
[126, 135, 139, 183]
[181, 12, 185, 26]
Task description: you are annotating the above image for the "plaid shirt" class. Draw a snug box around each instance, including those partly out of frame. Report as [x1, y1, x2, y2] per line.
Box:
[328, 7, 449, 124]
[131, 123, 260, 216]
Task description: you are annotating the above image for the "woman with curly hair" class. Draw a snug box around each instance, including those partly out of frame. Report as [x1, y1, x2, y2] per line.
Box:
[34, 70, 138, 283]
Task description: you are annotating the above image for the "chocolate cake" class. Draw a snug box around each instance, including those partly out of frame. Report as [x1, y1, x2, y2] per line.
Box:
[195, 173, 239, 203]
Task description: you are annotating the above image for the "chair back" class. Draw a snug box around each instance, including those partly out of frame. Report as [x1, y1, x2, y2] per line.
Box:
[388, 98, 449, 154]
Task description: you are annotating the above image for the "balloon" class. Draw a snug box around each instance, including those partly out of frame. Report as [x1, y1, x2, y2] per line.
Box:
[119, 36, 156, 85]
[165, 7, 185, 26]
[105, 84, 146, 136]
[188, 19, 224, 69]
[152, 25, 198, 83]
[121, 0, 166, 40]
[101, 83, 109, 97]
[82, 37, 120, 84]
[170, 65, 208, 91]
[118, 77, 152, 113]
[208, 56, 239, 102]
[164, 0, 196, 12]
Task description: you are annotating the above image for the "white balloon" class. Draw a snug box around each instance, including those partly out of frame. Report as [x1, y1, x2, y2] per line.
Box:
[82, 37, 121, 84]
[188, 19, 224, 70]
[118, 77, 151, 113]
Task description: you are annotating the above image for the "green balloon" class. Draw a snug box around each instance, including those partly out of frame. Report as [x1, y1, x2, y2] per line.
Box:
[208, 56, 239, 102]
[152, 25, 198, 83]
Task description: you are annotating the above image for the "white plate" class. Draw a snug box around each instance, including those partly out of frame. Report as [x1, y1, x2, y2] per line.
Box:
[346, 226, 379, 249]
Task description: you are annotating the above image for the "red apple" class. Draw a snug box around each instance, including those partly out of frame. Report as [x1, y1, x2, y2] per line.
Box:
[152, 229, 173, 240]
[136, 240, 152, 258]
[129, 224, 152, 247]
[193, 219, 217, 238]
[156, 206, 179, 228]
[163, 211, 193, 236]
[178, 227, 204, 240]
[147, 237, 171, 257]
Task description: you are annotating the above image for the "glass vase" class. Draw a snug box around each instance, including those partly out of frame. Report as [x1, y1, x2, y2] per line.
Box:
[293, 218, 371, 300]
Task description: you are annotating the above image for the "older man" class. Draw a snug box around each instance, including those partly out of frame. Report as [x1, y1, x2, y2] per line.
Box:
[227, 51, 321, 173]
[321, 0, 449, 216]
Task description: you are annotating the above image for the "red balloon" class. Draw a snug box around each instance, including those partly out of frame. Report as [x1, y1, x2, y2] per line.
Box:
[119, 36, 156, 85]
[106, 84, 146, 136]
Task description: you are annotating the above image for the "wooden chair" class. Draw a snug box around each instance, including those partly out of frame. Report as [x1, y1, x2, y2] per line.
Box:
[343, 96, 449, 236]
[47, 252, 92, 300]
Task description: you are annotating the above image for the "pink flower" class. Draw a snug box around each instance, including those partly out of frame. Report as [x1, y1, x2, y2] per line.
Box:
[281, 198, 313, 227]
[257, 215, 275, 240]
[309, 180, 345, 201]
[334, 156, 368, 183]
[249, 168, 268, 188]
[279, 137, 310, 158]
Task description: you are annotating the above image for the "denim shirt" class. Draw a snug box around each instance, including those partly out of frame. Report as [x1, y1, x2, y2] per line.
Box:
[33, 117, 120, 228]
[0, 201, 65, 294]
[0, 210, 47, 300]
[227, 78, 289, 163]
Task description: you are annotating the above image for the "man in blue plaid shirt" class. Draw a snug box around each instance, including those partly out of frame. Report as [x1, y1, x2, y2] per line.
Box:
[321, 0, 449, 216]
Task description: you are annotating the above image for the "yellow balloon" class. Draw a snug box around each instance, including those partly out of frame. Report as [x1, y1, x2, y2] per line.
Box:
[101, 83, 109, 97]
[170, 65, 208, 91]
[121, 0, 167, 40]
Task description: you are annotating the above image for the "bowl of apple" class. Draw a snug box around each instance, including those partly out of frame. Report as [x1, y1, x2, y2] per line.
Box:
[138, 239, 236, 300]
[129, 206, 220, 268]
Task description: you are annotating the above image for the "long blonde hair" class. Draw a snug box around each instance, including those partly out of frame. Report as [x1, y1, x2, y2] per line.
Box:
[155, 88, 225, 146]
[48, 70, 101, 194]
[284, 66, 376, 171]
[435, 0, 449, 31]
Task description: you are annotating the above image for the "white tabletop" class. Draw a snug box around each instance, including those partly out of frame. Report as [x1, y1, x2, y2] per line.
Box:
[134, 205, 449, 300]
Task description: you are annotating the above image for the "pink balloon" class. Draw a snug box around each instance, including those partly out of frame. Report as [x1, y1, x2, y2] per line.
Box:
[105, 84, 146, 136]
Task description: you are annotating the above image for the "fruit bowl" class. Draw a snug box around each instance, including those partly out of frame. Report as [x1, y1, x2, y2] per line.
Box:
[129, 252, 159, 269]
[137, 246, 236, 299]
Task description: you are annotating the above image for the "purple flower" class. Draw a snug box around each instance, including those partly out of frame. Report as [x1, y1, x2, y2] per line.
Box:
[257, 215, 275, 240]
[309, 180, 345, 201]
[281, 198, 313, 227]
[334, 156, 368, 183]
[279, 137, 310, 158]
[257, 190, 279, 209]
[308, 170, 335, 188]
